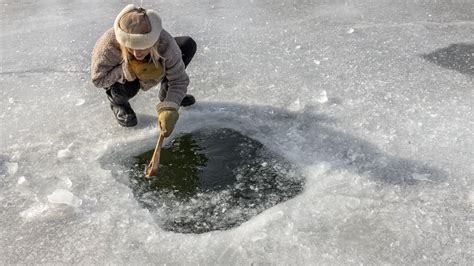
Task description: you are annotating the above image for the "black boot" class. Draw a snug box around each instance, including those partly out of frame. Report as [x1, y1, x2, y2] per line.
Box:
[181, 94, 196, 107]
[106, 81, 139, 127]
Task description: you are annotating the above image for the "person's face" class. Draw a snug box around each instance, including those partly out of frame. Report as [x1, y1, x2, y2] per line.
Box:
[127, 47, 151, 61]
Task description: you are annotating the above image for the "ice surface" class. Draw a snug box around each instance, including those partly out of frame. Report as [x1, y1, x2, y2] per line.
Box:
[1, 0, 473, 264]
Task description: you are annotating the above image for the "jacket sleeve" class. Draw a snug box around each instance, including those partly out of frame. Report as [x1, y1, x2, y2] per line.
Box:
[90, 29, 124, 88]
[160, 31, 190, 106]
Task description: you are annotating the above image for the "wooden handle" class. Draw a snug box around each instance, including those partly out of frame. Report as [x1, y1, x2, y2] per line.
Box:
[145, 134, 165, 178]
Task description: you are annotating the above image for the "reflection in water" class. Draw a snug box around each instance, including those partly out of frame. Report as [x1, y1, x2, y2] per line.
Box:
[130, 128, 304, 234]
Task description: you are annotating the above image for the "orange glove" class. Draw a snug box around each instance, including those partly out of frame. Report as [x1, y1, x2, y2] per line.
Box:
[158, 106, 179, 137]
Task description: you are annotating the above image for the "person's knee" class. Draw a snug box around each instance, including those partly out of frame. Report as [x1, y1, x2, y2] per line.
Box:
[186, 37, 197, 55]
[109, 79, 140, 100]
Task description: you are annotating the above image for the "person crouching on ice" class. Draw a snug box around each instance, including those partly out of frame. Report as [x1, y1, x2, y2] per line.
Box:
[91, 4, 196, 137]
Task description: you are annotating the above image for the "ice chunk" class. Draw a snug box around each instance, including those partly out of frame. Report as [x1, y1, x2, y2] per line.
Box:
[17, 176, 26, 184]
[313, 60, 321, 65]
[57, 143, 75, 161]
[75, 99, 85, 106]
[8, 97, 15, 104]
[347, 28, 355, 34]
[47, 189, 82, 207]
[315, 90, 328, 103]
[60, 177, 73, 188]
[287, 98, 302, 112]
[57, 149, 73, 160]
[5, 162, 18, 176]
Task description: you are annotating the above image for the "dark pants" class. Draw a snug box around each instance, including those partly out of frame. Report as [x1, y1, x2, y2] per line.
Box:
[175, 36, 197, 67]
[107, 36, 197, 104]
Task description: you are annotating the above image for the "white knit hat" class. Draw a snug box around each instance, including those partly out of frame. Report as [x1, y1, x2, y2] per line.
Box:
[114, 4, 162, 49]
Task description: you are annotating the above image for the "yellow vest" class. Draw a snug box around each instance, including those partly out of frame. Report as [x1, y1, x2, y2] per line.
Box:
[129, 59, 164, 81]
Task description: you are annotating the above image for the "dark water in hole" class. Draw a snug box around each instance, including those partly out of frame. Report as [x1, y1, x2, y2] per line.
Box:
[130, 128, 304, 234]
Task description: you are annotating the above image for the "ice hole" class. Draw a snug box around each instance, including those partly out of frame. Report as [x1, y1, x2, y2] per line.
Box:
[128, 128, 304, 234]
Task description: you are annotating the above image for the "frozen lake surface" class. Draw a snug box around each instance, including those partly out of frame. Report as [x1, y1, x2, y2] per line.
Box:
[1, 0, 473, 264]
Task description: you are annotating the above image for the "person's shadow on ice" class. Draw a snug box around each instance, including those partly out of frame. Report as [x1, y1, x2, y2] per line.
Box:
[174, 101, 448, 185]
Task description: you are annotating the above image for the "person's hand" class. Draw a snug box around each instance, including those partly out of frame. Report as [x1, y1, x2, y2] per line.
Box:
[129, 59, 164, 80]
[121, 61, 137, 82]
[157, 105, 179, 137]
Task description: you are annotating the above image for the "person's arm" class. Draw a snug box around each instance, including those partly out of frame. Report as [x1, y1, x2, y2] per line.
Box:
[90, 29, 125, 88]
[157, 30, 190, 109]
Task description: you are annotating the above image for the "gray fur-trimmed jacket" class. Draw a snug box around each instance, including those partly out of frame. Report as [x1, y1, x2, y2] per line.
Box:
[91, 28, 189, 108]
